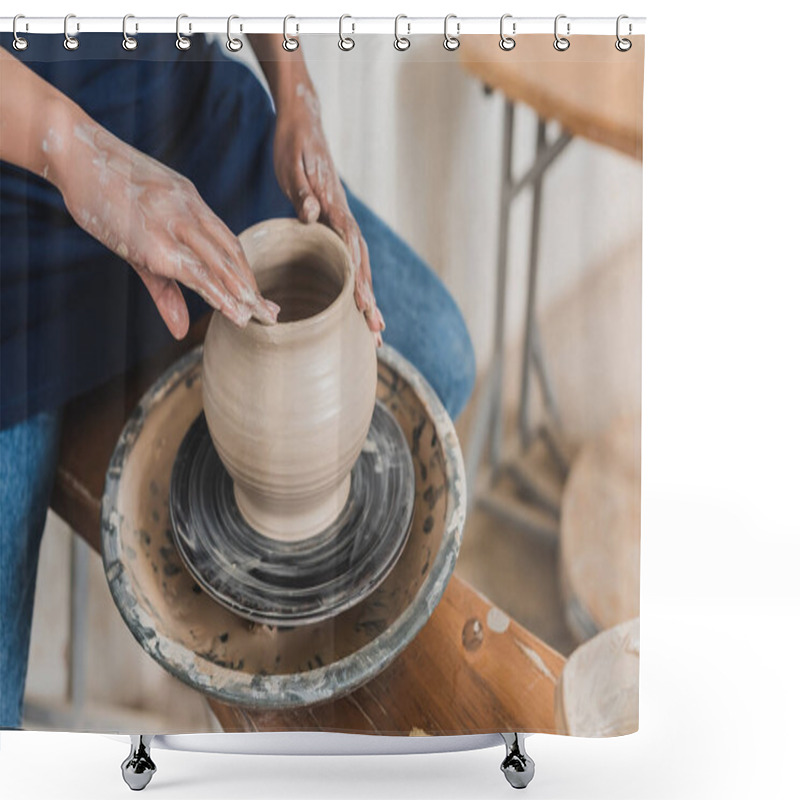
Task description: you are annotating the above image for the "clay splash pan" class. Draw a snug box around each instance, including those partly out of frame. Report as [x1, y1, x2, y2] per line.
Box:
[168, 399, 415, 626]
[101, 345, 466, 708]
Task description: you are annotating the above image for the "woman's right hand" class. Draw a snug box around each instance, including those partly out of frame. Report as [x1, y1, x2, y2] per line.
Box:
[48, 118, 279, 339]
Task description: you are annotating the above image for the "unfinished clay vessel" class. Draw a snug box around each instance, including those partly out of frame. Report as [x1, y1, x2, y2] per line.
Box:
[202, 219, 377, 542]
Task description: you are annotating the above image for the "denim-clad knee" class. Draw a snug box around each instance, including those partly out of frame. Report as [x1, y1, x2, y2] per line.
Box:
[0, 410, 61, 729]
[345, 189, 476, 420]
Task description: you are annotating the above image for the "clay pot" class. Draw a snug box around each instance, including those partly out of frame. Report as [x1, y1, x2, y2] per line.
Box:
[202, 219, 377, 542]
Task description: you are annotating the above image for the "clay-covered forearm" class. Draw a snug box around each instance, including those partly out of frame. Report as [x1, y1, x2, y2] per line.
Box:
[248, 35, 384, 338]
[0, 47, 278, 338]
[0, 47, 90, 188]
[248, 33, 316, 113]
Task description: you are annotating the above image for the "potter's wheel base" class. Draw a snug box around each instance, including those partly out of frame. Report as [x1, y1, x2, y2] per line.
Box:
[102, 345, 465, 709]
[169, 401, 415, 626]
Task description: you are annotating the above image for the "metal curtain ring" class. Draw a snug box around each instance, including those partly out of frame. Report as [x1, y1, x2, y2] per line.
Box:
[122, 14, 138, 51]
[338, 15, 355, 51]
[176, 14, 191, 50]
[63, 14, 79, 51]
[226, 15, 243, 52]
[394, 15, 410, 51]
[12, 15, 28, 51]
[443, 14, 460, 51]
[553, 14, 570, 51]
[616, 14, 632, 51]
[499, 14, 516, 51]
[283, 15, 299, 51]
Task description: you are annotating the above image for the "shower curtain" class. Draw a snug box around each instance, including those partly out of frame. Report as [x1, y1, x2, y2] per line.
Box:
[0, 19, 644, 743]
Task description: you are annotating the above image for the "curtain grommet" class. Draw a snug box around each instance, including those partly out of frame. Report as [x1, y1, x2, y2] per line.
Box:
[63, 14, 79, 51]
[499, 14, 516, 51]
[176, 14, 191, 51]
[226, 15, 243, 53]
[554, 14, 570, 51]
[338, 15, 355, 51]
[394, 14, 410, 51]
[443, 14, 460, 51]
[122, 14, 138, 51]
[12, 15, 29, 51]
[615, 15, 633, 51]
[283, 15, 299, 51]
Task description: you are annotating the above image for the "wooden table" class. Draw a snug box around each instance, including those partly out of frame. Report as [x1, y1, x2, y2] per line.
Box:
[458, 35, 644, 535]
[51, 318, 565, 735]
[460, 35, 644, 161]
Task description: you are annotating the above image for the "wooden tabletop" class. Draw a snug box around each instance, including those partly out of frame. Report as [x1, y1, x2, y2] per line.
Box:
[459, 35, 644, 160]
[51, 318, 565, 734]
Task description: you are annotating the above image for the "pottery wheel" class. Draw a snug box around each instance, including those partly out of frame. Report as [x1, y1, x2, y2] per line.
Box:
[169, 401, 415, 626]
[101, 345, 466, 709]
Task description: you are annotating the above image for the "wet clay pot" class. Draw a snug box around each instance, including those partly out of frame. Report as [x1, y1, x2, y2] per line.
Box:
[202, 219, 377, 542]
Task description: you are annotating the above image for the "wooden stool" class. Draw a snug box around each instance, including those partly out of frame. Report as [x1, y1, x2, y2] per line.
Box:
[554, 618, 639, 736]
[559, 415, 641, 641]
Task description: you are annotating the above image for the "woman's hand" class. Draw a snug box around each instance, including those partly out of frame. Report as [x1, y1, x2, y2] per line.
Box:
[271, 80, 385, 343]
[0, 50, 275, 340]
[52, 119, 279, 340]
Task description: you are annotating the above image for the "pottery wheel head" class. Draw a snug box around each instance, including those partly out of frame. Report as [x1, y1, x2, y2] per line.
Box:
[169, 401, 415, 626]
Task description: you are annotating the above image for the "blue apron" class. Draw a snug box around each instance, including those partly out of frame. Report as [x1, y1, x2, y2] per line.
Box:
[0, 34, 294, 428]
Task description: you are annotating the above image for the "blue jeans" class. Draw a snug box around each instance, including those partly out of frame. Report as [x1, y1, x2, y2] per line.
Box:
[0, 410, 61, 728]
[0, 194, 475, 729]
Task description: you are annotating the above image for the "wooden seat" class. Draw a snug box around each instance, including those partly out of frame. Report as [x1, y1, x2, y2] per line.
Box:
[554, 618, 639, 736]
[559, 415, 641, 642]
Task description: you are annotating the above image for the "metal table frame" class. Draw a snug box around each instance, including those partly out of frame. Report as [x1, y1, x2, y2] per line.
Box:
[465, 98, 573, 538]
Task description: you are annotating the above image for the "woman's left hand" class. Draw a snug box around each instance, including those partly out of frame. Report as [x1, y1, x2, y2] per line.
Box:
[272, 81, 384, 343]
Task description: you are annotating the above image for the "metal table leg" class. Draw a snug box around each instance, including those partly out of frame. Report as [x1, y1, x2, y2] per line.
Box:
[465, 99, 516, 498]
[466, 97, 573, 533]
[518, 121, 573, 452]
[488, 100, 517, 477]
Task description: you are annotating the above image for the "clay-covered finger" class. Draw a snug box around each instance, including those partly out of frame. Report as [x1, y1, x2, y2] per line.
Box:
[324, 204, 360, 269]
[176, 223, 278, 325]
[178, 220, 257, 303]
[154, 241, 252, 327]
[134, 268, 190, 339]
[321, 206, 381, 331]
[202, 214, 259, 291]
[294, 155, 321, 223]
[199, 214, 280, 323]
[341, 217, 382, 333]
[200, 217, 280, 322]
[355, 235, 384, 333]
